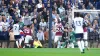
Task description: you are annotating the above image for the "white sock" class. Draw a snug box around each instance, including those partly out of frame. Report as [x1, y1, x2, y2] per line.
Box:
[19, 38, 23, 46]
[77, 41, 83, 52]
[71, 43, 74, 48]
[16, 41, 19, 48]
[81, 40, 85, 49]
[85, 41, 88, 48]
[57, 41, 61, 48]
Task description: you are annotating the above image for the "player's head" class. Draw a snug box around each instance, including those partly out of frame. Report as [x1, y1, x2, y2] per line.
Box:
[57, 19, 61, 23]
[64, 27, 68, 32]
[15, 20, 19, 24]
[93, 28, 96, 32]
[69, 27, 72, 32]
[38, 28, 42, 32]
[34, 37, 38, 41]
[75, 12, 81, 17]
[3, 19, 7, 22]
[27, 25, 30, 28]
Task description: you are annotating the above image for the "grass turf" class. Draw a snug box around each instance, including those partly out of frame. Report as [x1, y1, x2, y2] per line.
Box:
[0, 48, 100, 56]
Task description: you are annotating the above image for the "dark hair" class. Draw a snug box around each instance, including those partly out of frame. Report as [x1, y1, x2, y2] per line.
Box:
[15, 20, 19, 24]
[35, 37, 38, 40]
[74, 12, 81, 17]
[58, 19, 61, 23]
[27, 25, 30, 28]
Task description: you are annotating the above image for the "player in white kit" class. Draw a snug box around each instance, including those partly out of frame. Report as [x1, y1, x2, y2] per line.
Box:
[73, 13, 85, 53]
[13, 21, 21, 48]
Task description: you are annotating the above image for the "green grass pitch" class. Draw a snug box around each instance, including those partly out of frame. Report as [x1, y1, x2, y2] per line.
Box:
[0, 48, 100, 56]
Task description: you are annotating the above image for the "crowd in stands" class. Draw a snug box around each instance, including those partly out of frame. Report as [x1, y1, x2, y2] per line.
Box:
[0, 0, 100, 48]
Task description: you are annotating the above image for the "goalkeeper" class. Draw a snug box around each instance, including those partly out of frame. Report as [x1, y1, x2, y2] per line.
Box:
[69, 28, 76, 48]
[33, 37, 43, 48]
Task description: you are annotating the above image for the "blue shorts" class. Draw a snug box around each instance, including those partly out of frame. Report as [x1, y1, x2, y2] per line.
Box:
[14, 35, 21, 40]
[75, 33, 83, 39]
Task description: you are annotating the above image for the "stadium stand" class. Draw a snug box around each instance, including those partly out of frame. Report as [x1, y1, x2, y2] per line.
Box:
[0, 0, 100, 48]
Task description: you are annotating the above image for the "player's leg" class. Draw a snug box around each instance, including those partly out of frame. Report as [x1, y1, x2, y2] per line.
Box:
[28, 36, 33, 48]
[57, 36, 62, 48]
[77, 38, 83, 53]
[19, 36, 24, 48]
[24, 35, 30, 48]
[84, 32, 89, 49]
[76, 34, 84, 53]
[80, 33, 85, 53]
[54, 36, 59, 48]
[70, 42, 74, 48]
[15, 35, 19, 48]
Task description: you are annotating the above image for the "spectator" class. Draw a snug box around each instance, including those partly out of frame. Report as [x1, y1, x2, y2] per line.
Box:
[9, 27, 15, 48]
[39, 19, 47, 31]
[42, 8, 48, 22]
[37, 28, 44, 46]
[44, 28, 49, 42]
[89, 28, 99, 48]
[24, 13, 32, 25]
[33, 19, 38, 34]
[7, 16, 14, 27]
[37, 0, 44, 12]
[15, 7, 20, 17]
[58, 4, 65, 14]
[2, 27, 9, 48]
[93, 19, 99, 31]
[0, 16, 3, 31]
[3, 18, 10, 31]
[21, 12, 25, 23]
[37, 12, 43, 23]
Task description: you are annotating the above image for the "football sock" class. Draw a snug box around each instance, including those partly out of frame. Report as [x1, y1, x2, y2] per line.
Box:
[77, 41, 83, 52]
[57, 41, 61, 48]
[85, 40, 88, 48]
[71, 43, 74, 48]
[81, 40, 85, 50]
[19, 38, 23, 46]
[16, 41, 19, 48]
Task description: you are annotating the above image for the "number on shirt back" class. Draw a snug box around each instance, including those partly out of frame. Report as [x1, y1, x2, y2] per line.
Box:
[14, 26, 17, 30]
[76, 21, 81, 26]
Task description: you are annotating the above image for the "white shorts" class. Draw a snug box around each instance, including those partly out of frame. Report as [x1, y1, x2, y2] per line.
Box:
[54, 35, 62, 43]
[25, 35, 33, 43]
[84, 32, 88, 40]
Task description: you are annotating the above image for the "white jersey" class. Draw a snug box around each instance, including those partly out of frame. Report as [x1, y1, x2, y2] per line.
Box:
[0, 22, 4, 31]
[13, 24, 20, 35]
[73, 17, 84, 33]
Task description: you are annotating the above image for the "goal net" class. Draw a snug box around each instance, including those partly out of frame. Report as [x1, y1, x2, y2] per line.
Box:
[71, 10, 100, 27]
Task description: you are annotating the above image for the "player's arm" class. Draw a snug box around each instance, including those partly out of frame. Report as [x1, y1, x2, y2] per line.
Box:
[83, 20, 88, 27]
[72, 20, 75, 30]
[61, 25, 64, 31]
